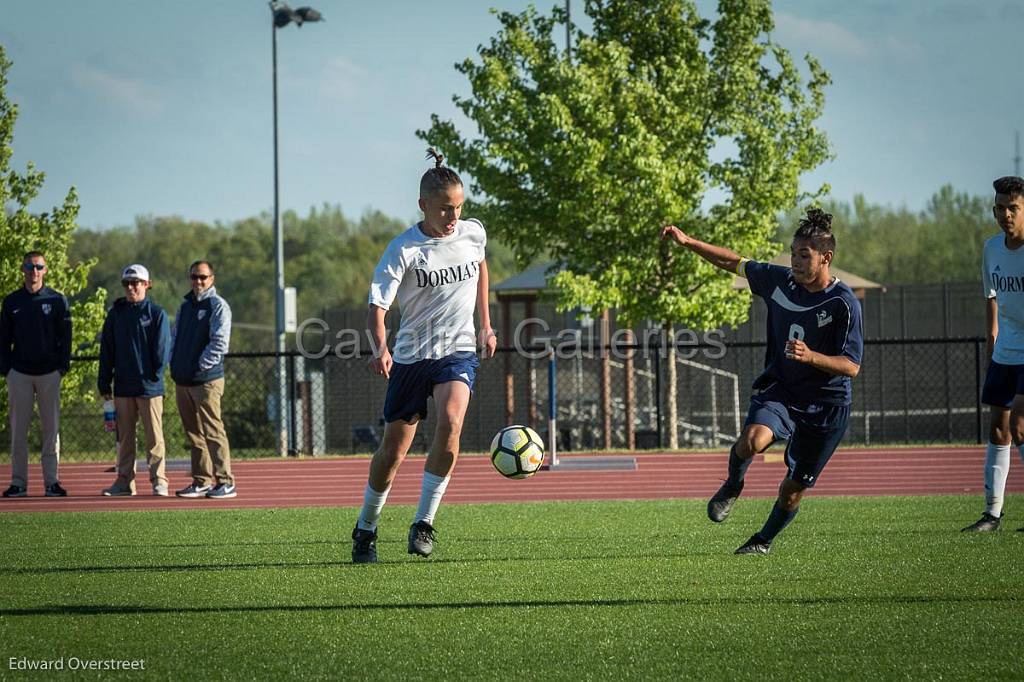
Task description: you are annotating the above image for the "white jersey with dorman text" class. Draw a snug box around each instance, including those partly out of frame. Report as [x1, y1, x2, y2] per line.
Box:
[369, 219, 486, 363]
[983, 234, 1024, 365]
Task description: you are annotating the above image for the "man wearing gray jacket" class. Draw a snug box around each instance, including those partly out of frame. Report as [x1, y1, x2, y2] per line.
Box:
[170, 260, 235, 499]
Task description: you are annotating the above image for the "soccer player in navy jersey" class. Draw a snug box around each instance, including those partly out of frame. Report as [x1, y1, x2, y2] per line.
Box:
[661, 208, 863, 554]
[963, 175, 1024, 532]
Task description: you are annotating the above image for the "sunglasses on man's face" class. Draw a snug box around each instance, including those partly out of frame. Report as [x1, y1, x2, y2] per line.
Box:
[190, 274, 211, 281]
[22, 263, 45, 271]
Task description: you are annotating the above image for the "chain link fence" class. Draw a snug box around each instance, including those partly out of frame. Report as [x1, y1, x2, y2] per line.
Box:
[0, 337, 989, 460]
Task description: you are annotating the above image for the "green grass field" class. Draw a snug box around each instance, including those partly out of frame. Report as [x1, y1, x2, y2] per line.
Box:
[1, 495, 1021, 680]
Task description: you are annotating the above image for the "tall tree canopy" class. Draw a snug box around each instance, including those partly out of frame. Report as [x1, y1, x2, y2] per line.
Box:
[420, 0, 830, 330]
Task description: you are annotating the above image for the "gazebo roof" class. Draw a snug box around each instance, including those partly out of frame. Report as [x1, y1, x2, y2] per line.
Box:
[492, 262, 562, 295]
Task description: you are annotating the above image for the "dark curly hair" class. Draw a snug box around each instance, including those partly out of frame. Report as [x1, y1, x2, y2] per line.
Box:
[792, 207, 836, 254]
[419, 148, 463, 198]
[994, 176, 1024, 199]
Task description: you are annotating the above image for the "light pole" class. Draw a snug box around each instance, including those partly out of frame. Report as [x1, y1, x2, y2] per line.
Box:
[270, 2, 322, 456]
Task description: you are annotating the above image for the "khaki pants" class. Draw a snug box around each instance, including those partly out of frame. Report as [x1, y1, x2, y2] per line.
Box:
[175, 378, 232, 486]
[7, 369, 61, 489]
[113, 396, 167, 492]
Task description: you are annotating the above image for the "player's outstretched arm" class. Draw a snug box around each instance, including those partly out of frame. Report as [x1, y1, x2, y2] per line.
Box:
[476, 259, 496, 359]
[785, 339, 860, 378]
[367, 304, 392, 378]
[660, 225, 744, 274]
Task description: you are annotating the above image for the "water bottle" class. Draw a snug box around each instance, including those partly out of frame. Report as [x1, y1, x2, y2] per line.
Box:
[103, 399, 116, 433]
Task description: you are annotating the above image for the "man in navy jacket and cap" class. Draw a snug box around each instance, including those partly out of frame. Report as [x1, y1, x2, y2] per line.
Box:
[98, 264, 171, 496]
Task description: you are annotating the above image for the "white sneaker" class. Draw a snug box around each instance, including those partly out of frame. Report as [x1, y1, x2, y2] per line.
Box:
[152, 484, 169, 497]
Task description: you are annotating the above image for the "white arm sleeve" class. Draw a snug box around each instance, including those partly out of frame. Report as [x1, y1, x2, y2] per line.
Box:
[368, 242, 406, 310]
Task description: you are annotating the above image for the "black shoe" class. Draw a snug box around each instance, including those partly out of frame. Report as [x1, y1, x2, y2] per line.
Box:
[735, 534, 771, 555]
[351, 527, 378, 564]
[961, 513, 1001, 532]
[44, 482, 67, 497]
[408, 520, 436, 557]
[2, 485, 27, 498]
[707, 480, 743, 523]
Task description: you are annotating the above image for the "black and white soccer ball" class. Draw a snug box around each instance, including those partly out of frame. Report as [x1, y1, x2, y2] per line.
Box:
[489, 425, 545, 479]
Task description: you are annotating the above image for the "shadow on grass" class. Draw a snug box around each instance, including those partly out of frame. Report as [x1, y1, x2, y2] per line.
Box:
[0, 547, 722, 576]
[0, 594, 1017, 618]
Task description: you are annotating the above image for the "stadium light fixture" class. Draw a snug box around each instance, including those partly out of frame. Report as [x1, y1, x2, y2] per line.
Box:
[269, 1, 323, 456]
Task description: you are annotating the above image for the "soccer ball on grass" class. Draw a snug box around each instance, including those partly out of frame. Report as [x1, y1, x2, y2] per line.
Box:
[490, 425, 545, 479]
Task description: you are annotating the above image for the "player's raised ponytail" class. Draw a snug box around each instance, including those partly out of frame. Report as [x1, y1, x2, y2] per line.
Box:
[419, 148, 464, 199]
[793, 207, 836, 254]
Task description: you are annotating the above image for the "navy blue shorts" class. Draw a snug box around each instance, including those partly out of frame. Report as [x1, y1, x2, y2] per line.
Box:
[745, 388, 850, 488]
[980, 361, 1024, 408]
[382, 351, 479, 423]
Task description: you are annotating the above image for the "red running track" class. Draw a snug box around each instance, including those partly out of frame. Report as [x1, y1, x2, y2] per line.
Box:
[1, 446, 1022, 513]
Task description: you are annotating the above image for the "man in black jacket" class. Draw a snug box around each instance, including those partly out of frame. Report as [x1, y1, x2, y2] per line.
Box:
[98, 264, 171, 497]
[0, 251, 71, 498]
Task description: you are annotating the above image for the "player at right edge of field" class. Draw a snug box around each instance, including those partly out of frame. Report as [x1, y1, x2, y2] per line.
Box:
[963, 175, 1024, 532]
[661, 208, 863, 554]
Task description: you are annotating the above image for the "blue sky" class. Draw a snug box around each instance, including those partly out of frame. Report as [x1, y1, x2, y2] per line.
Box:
[2, 0, 1022, 230]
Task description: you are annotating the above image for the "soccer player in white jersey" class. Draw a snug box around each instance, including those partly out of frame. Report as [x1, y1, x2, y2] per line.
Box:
[963, 176, 1024, 532]
[351, 149, 497, 563]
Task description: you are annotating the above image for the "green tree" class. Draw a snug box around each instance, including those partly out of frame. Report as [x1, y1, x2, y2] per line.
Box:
[0, 45, 106, 423]
[420, 0, 830, 445]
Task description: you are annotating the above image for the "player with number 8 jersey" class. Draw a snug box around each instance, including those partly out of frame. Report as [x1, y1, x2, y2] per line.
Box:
[661, 208, 863, 555]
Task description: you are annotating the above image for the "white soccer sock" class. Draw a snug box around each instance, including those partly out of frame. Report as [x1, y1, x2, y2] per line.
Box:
[984, 443, 1012, 517]
[414, 471, 451, 526]
[356, 483, 391, 532]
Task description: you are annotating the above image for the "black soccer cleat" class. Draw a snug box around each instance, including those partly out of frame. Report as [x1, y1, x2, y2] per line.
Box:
[407, 520, 436, 557]
[734, 534, 771, 555]
[960, 513, 1001, 532]
[707, 480, 744, 523]
[351, 526, 378, 564]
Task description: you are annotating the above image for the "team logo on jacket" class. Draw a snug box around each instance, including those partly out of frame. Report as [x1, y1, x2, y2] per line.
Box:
[140, 316, 151, 327]
[198, 310, 207, 320]
[41, 304, 52, 315]
[816, 310, 832, 327]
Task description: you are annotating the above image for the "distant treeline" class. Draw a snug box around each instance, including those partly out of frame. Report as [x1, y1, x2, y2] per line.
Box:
[69, 205, 521, 351]
[781, 184, 994, 285]
[70, 185, 996, 351]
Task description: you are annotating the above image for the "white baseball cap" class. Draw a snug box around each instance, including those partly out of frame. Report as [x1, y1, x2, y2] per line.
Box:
[121, 264, 150, 282]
